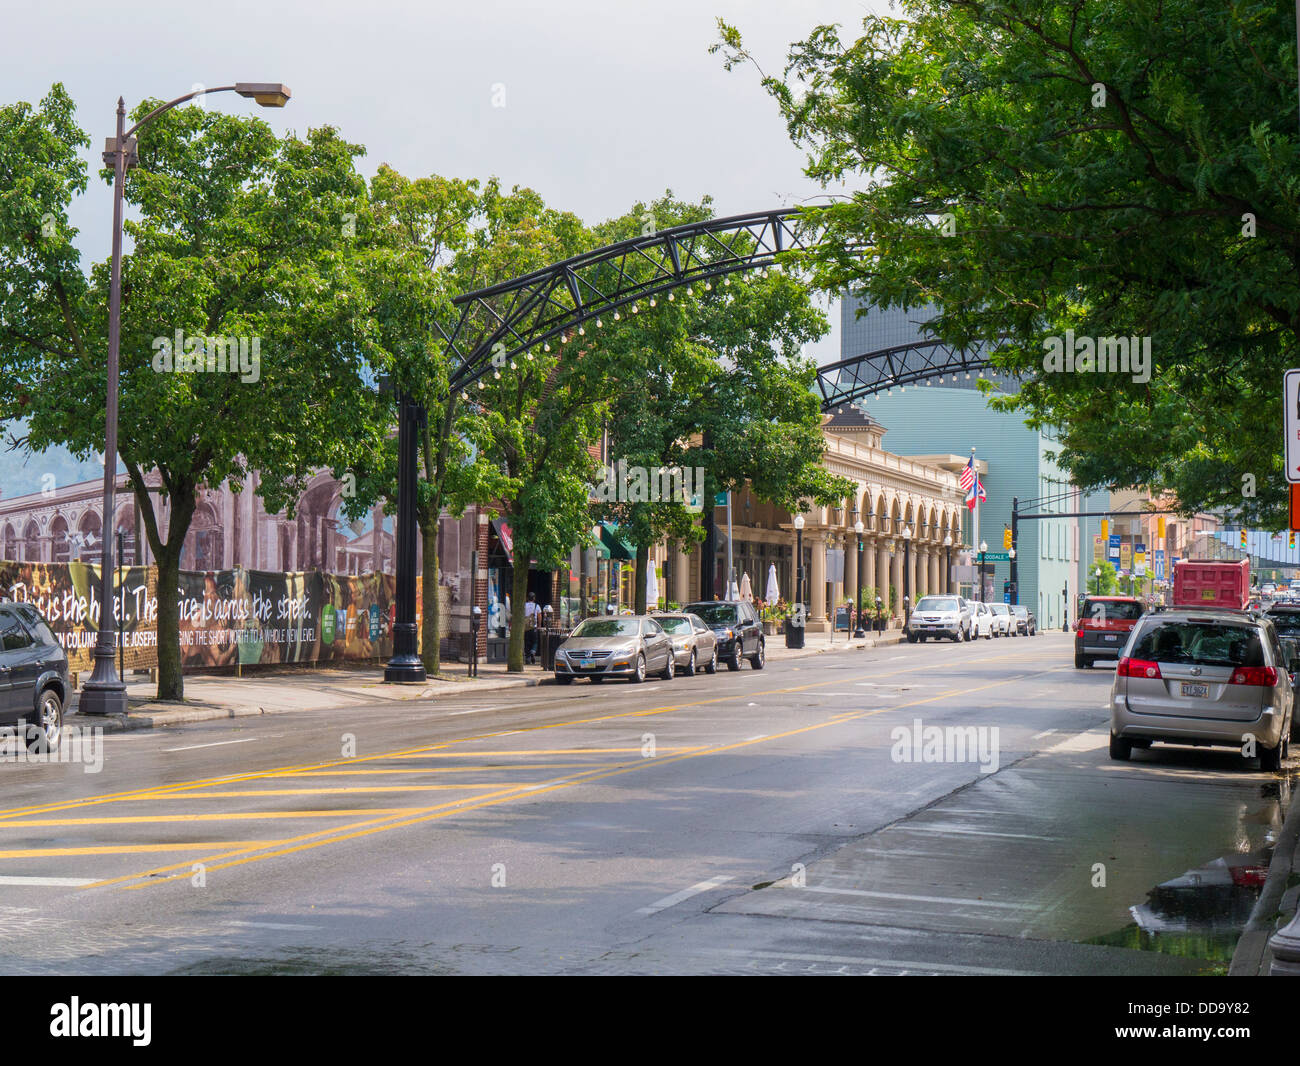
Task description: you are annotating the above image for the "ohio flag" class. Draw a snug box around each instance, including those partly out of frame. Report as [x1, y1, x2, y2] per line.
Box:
[960, 455, 986, 511]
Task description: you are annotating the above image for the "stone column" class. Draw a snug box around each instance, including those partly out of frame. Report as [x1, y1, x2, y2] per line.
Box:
[890, 546, 903, 624]
[809, 533, 827, 630]
[673, 541, 692, 606]
[876, 542, 891, 623]
[845, 532, 859, 618]
[862, 536, 876, 602]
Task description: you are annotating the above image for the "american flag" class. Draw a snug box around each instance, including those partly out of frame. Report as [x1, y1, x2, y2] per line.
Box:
[961, 455, 986, 511]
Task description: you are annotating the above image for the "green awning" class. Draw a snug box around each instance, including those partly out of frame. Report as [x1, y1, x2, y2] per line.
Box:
[599, 522, 636, 560]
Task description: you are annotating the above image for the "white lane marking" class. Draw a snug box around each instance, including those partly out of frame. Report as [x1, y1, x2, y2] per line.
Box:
[225, 920, 322, 931]
[161, 737, 262, 752]
[523, 778, 572, 791]
[1046, 732, 1108, 754]
[902, 825, 1059, 841]
[728, 949, 1026, 976]
[1031, 729, 1057, 739]
[448, 707, 497, 716]
[744, 734, 768, 742]
[0, 875, 101, 887]
[636, 875, 734, 915]
[884, 655, 907, 661]
[799, 885, 1034, 909]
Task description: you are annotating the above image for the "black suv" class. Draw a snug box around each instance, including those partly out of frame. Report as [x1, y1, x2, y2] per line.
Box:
[0, 601, 69, 751]
[682, 600, 765, 671]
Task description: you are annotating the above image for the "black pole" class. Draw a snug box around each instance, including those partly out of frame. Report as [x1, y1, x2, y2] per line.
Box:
[79, 98, 129, 716]
[116, 530, 124, 683]
[786, 525, 805, 648]
[1009, 497, 1019, 605]
[385, 391, 427, 683]
[980, 549, 986, 603]
[853, 534, 865, 638]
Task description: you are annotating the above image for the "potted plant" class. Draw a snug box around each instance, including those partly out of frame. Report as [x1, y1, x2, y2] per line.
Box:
[760, 598, 787, 635]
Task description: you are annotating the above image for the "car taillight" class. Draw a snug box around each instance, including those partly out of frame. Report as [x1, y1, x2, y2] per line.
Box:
[1229, 865, 1269, 888]
[1117, 657, 1162, 679]
[1230, 666, 1278, 686]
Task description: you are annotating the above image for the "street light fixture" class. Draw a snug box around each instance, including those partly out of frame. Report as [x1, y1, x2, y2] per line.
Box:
[902, 523, 913, 624]
[978, 539, 988, 603]
[943, 533, 953, 595]
[853, 519, 866, 638]
[80, 81, 291, 716]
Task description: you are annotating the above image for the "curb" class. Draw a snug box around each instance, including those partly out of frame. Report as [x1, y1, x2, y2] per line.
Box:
[1229, 779, 1300, 976]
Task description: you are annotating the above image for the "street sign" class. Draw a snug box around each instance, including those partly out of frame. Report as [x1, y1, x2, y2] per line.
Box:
[1286, 369, 1300, 482]
[1155, 549, 1165, 580]
[1292, 483, 1300, 531]
[980, 550, 1011, 562]
[1108, 534, 1121, 561]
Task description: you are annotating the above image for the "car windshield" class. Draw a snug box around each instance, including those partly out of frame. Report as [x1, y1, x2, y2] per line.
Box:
[915, 597, 958, 612]
[687, 604, 738, 625]
[990, 604, 1009, 614]
[1082, 599, 1144, 621]
[571, 619, 640, 639]
[1131, 621, 1265, 667]
[657, 617, 690, 634]
[1012, 606, 1027, 617]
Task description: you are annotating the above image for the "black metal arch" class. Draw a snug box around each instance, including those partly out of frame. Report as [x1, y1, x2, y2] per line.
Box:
[814, 339, 1000, 411]
[442, 209, 811, 393]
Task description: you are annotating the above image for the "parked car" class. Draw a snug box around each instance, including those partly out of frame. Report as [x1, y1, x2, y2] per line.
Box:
[1075, 595, 1145, 669]
[1109, 607, 1294, 770]
[988, 602, 1014, 637]
[682, 600, 765, 671]
[1265, 602, 1300, 642]
[1011, 604, 1037, 636]
[1279, 636, 1300, 742]
[969, 601, 995, 640]
[652, 612, 718, 676]
[0, 601, 69, 751]
[905, 595, 970, 642]
[553, 615, 675, 684]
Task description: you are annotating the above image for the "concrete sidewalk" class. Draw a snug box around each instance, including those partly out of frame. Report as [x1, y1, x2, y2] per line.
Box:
[68, 627, 907, 732]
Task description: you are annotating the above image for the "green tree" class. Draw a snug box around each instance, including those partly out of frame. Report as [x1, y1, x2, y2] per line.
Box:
[0, 86, 385, 699]
[715, 2, 1300, 525]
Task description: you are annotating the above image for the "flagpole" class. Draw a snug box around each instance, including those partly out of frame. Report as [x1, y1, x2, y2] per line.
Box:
[971, 446, 979, 599]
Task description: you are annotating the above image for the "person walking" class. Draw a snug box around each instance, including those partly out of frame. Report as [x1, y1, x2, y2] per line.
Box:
[524, 592, 540, 664]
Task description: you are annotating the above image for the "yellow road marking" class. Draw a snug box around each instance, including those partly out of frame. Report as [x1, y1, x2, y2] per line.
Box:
[0, 842, 275, 858]
[150, 785, 518, 797]
[104, 668, 1041, 891]
[0, 809, 425, 827]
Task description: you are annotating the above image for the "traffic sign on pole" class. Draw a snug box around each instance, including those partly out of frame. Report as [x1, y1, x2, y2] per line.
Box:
[1286, 368, 1300, 482]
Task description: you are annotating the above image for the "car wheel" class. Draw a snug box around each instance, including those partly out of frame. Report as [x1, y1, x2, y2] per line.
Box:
[749, 639, 765, 670]
[727, 641, 743, 671]
[704, 646, 718, 674]
[918, 634, 927, 643]
[1074, 651, 1087, 669]
[28, 687, 63, 753]
[631, 654, 646, 683]
[1259, 736, 1284, 772]
[684, 649, 697, 677]
[1109, 732, 1132, 761]
[906, 632, 918, 643]
[660, 652, 675, 681]
[555, 675, 574, 685]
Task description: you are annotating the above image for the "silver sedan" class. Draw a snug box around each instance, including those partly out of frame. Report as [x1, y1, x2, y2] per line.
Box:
[653, 613, 718, 676]
[554, 615, 675, 684]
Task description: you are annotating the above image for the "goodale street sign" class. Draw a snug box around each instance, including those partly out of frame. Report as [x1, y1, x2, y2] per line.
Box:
[1286, 368, 1300, 482]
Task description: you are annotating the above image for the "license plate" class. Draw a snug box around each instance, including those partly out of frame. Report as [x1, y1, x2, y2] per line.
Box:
[1104, 634, 1118, 642]
[1180, 682, 1209, 698]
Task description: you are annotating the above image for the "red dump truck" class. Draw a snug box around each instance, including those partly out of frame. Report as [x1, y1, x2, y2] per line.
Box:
[1171, 558, 1251, 610]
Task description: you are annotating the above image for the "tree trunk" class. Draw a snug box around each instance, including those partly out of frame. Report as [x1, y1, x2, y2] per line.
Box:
[633, 543, 649, 614]
[154, 544, 184, 700]
[420, 519, 440, 675]
[507, 556, 529, 672]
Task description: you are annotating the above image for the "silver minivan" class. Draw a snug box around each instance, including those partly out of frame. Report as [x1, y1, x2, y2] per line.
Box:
[1109, 608, 1293, 770]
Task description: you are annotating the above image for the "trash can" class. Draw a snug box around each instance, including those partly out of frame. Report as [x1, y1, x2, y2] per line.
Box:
[541, 629, 570, 671]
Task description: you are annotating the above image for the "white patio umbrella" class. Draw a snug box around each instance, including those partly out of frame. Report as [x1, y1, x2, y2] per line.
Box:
[645, 561, 659, 607]
[765, 563, 780, 603]
[739, 571, 753, 602]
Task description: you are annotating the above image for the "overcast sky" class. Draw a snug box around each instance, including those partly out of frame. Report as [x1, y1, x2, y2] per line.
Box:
[1, 0, 892, 498]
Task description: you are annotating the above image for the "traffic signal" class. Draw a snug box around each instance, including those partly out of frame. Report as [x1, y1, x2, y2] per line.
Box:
[1291, 530, 1296, 549]
[1100, 518, 1108, 540]
[1003, 527, 1012, 550]
[1241, 529, 1248, 549]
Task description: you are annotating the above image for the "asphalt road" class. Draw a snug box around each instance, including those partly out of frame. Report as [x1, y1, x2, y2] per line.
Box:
[0, 631, 1292, 975]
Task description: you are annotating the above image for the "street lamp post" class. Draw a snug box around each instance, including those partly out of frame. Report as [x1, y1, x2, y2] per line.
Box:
[1093, 566, 1102, 595]
[80, 82, 290, 717]
[902, 523, 913, 625]
[978, 540, 988, 603]
[786, 515, 806, 649]
[943, 533, 953, 594]
[1008, 547, 1016, 603]
[853, 520, 866, 638]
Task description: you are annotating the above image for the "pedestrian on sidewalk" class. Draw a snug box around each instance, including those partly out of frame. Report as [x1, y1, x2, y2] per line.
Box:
[524, 593, 540, 664]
